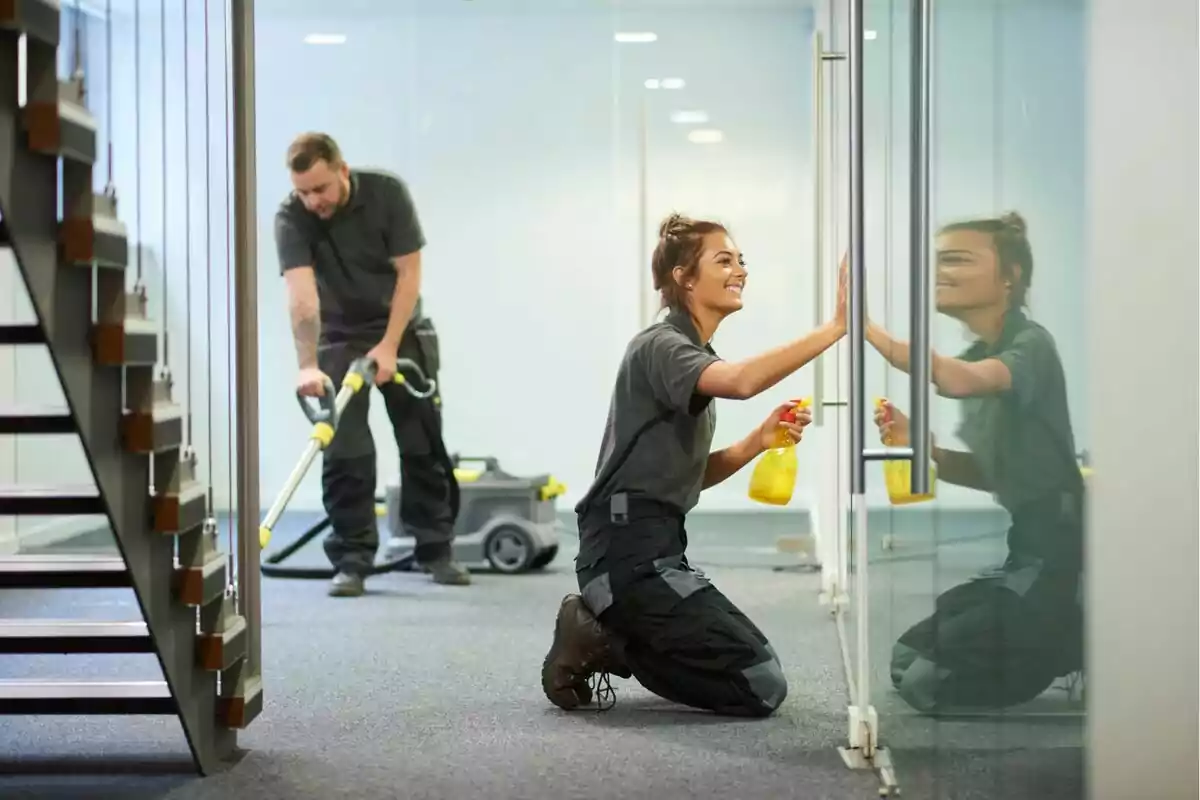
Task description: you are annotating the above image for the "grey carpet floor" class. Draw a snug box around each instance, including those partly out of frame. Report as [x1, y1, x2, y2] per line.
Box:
[0, 511, 1085, 799]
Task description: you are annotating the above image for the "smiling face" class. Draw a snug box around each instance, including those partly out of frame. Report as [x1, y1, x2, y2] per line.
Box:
[678, 231, 747, 317]
[933, 228, 1017, 315]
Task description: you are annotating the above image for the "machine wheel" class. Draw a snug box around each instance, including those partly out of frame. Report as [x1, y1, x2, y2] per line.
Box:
[528, 544, 558, 570]
[484, 524, 536, 574]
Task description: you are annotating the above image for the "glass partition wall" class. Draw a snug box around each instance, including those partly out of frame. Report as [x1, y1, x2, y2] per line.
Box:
[815, 0, 1089, 795]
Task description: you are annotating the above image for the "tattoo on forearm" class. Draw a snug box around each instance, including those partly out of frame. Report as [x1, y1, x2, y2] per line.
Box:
[292, 312, 319, 368]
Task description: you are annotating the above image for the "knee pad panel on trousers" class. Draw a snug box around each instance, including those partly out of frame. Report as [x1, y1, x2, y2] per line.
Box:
[890, 641, 920, 689]
[579, 572, 614, 618]
[896, 656, 946, 714]
[741, 651, 788, 716]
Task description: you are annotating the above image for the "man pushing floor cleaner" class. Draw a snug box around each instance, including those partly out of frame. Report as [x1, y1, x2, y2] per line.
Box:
[271, 131, 469, 596]
[259, 354, 465, 595]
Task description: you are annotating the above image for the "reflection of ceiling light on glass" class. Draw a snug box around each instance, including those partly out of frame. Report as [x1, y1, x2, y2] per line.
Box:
[304, 33, 347, 44]
[648, 77, 686, 90]
[688, 129, 724, 144]
[671, 110, 709, 124]
[646, 77, 685, 90]
[615, 32, 657, 43]
[864, 29, 878, 40]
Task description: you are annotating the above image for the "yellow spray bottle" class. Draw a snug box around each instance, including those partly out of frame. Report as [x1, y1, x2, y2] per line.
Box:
[875, 397, 937, 504]
[748, 398, 811, 506]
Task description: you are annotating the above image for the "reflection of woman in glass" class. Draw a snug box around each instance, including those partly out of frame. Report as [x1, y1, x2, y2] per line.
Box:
[867, 212, 1084, 714]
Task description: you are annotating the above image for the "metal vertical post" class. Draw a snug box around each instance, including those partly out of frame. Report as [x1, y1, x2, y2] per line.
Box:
[846, 0, 871, 748]
[637, 90, 649, 327]
[908, 0, 933, 494]
[848, 0, 866, 498]
[812, 30, 827, 427]
[231, 0, 261, 675]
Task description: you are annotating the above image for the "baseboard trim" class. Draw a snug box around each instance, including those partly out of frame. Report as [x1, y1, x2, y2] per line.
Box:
[554, 505, 1007, 530]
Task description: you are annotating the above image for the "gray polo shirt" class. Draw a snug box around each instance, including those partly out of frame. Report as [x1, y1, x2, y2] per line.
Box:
[955, 309, 1079, 514]
[575, 309, 721, 517]
[274, 168, 425, 344]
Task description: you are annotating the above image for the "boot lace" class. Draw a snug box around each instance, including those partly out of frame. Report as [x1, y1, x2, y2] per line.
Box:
[589, 670, 617, 712]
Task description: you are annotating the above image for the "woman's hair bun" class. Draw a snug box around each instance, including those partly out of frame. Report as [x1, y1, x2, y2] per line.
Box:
[999, 211, 1027, 236]
[659, 212, 688, 240]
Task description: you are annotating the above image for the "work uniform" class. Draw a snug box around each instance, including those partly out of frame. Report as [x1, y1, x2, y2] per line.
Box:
[572, 309, 789, 717]
[891, 309, 1085, 714]
[275, 169, 459, 578]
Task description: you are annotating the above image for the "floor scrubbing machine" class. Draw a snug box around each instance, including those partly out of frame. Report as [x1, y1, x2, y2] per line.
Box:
[382, 456, 565, 574]
[259, 356, 564, 578]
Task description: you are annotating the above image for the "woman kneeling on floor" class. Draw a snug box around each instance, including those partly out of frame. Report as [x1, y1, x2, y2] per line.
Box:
[540, 213, 847, 717]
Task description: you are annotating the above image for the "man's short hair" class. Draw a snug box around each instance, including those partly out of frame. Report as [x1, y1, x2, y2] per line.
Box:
[286, 132, 343, 172]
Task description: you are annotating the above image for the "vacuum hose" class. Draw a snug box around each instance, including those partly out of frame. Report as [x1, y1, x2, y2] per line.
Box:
[258, 356, 445, 579]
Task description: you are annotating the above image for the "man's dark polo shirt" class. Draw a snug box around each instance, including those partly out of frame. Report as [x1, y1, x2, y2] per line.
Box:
[275, 168, 425, 344]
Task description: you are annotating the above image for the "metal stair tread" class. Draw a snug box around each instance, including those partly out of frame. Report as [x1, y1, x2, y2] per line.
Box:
[0, 620, 148, 636]
[0, 403, 74, 433]
[0, 483, 99, 498]
[150, 401, 185, 421]
[0, 554, 126, 572]
[121, 317, 157, 335]
[0, 680, 170, 700]
[54, 97, 97, 130]
[178, 480, 207, 502]
[0, 619, 151, 651]
[0, 403, 70, 416]
[90, 213, 128, 238]
[0, 324, 45, 344]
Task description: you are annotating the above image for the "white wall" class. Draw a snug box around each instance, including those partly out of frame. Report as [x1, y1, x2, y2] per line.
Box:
[0, 0, 238, 555]
[1086, 0, 1198, 795]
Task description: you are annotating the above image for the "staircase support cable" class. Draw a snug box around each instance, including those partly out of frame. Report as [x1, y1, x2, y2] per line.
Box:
[159, 0, 170, 378]
[183, 0, 195, 452]
[222, 0, 238, 599]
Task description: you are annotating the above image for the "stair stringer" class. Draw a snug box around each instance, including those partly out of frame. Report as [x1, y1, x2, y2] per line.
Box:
[0, 31, 237, 775]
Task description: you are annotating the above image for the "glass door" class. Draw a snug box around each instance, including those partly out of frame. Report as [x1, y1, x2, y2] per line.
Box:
[876, 0, 1091, 795]
[816, 0, 1090, 795]
[811, 0, 935, 793]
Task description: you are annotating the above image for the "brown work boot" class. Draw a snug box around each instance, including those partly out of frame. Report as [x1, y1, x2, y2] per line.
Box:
[541, 594, 628, 710]
[414, 542, 472, 586]
[425, 556, 472, 586]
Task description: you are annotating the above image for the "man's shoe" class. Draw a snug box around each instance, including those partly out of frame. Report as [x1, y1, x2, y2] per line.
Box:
[541, 594, 629, 710]
[328, 571, 365, 597]
[425, 556, 472, 586]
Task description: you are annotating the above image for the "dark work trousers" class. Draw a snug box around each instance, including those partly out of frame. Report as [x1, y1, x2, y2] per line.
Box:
[575, 499, 788, 717]
[889, 491, 1085, 714]
[317, 328, 456, 576]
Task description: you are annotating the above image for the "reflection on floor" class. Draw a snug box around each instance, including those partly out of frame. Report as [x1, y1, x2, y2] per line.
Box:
[0, 509, 1084, 799]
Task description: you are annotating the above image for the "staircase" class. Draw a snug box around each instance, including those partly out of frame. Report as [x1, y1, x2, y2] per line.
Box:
[0, 0, 261, 774]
